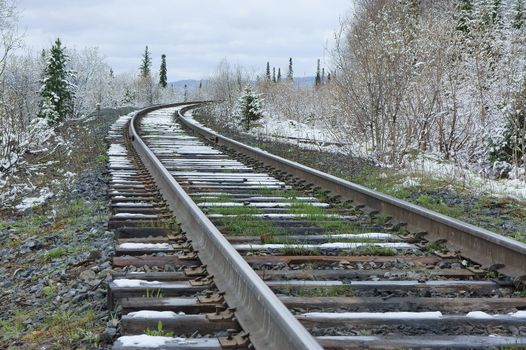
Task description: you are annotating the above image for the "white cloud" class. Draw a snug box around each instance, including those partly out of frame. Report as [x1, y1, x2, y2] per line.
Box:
[17, 0, 352, 80]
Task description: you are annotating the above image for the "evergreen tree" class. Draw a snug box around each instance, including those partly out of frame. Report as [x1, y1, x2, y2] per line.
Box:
[513, 0, 525, 29]
[492, 0, 502, 26]
[315, 59, 321, 86]
[140, 45, 152, 78]
[475, 0, 502, 30]
[488, 79, 526, 176]
[199, 81, 202, 89]
[236, 86, 263, 130]
[184, 84, 188, 102]
[272, 67, 276, 83]
[456, 0, 473, 32]
[122, 88, 134, 105]
[159, 54, 168, 88]
[277, 68, 281, 82]
[327, 72, 331, 83]
[265, 62, 271, 81]
[38, 38, 75, 125]
[321, 68, 325, 84]
[287, 57, 293, 81]
[109, 68, 114, 78]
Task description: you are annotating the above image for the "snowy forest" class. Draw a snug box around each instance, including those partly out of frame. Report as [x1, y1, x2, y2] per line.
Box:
[204, 0, 526, 183]
[2, 0, 526, 186]
[0, 1, 182, 179]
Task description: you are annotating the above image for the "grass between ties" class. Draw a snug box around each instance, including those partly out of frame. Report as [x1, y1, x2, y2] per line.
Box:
[200, 192, 400, 257]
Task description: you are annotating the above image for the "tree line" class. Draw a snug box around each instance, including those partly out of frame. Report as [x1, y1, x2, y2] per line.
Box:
[331, 0, 526, 178]
[202, 0, 526, 181]
[0, 0, 184, 174]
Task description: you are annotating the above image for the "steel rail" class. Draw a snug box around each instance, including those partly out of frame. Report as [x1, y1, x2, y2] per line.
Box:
[128, 103, 322, 350]
[176, 105, 526, 278]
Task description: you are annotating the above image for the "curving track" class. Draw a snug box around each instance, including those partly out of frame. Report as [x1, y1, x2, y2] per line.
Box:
[106, 103, 526, 349]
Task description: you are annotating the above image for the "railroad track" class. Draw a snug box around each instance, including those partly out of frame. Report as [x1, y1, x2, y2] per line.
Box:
[106, 103, 526, 349]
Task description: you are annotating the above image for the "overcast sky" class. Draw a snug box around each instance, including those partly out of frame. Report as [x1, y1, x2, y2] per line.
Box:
[17, 0, 352, 81]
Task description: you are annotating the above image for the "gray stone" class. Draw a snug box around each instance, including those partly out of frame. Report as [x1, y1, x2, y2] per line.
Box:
[99, 261, 111, 269]
[88, 250, 102, 261]
[79, 269, 96, 281]
[100, 326, 118, 344]
[88, 279, 101, 288]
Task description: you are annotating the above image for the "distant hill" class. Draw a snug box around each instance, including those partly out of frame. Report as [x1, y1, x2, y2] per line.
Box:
[168, 76, 316, 89]
[169, 80, 202, 89]
[292, 76, 315, 87]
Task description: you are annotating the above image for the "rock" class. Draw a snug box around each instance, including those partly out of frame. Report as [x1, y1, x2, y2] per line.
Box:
[438, 261, 450, 269]
[22, 239, 42, 251]
[79, 270, 96, 281]
[88, 279, 101, 288]
[407, 272, 420, 280]
[164, 264, 175, 272]
[451, 263, 462, 270]
[100, 326, 118, 344]
[99, 261, 111, 270]
[88, 250, 101, 261]
[72, 293, 88, 304]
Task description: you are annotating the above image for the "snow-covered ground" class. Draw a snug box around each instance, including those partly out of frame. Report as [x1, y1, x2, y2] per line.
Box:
[248, 115, 361, 156]
[261, 119, 526, 200]
[254, 117, 526, 200]
[403, 154, 526, 201]
[14, 187, 54, 211]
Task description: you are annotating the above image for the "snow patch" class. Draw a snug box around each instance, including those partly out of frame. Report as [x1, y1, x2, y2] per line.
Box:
[232, 242, 414, 250]
[511, 311, 526, 318]
[127, 310, 178, 318]
[15, 187, 54, 211]
[112, 279, 162, 288]
[113, 213, 158, 218]
[303, 311, 443, 319]
[401, 177, 420, 188]
[466, 311, 493, 319]
[117, 335, 180, 347]
[407, 154, 526, 200]
[118, 243, 171, 250]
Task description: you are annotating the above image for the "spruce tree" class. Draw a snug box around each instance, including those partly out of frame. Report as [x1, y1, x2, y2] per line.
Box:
[277, 68, 281, 82]
[315, 59, 321, 86]
[265, 62, 271, 81]
[272, 67, 276, 83]
[159, 54, 168, 88]
[321, 68, 325, 84]
[513, 0, 525, 29]
[327, 72, 331, 83]
[237, 86, 263, 130]
[488, 79, 526, 175]
[140, 46, 152, 78]
[492, 0, 502, 26]
[122, 88, 135, 105]
[38, 38, 75, 125]
[456, 0, 473, 33]
[287, 57, 293, 81]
